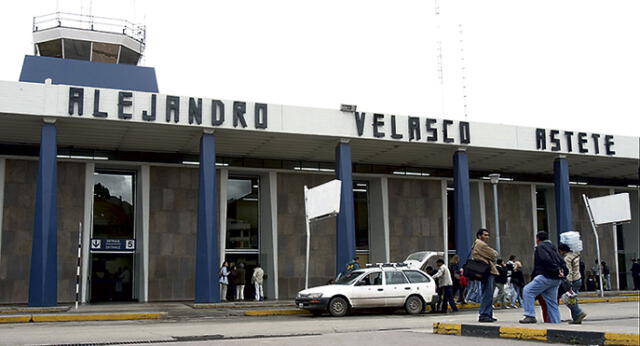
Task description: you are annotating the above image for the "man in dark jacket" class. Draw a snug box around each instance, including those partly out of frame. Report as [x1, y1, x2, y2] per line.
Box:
[520, 231, 568, 324]
[631, 258, 640, 290]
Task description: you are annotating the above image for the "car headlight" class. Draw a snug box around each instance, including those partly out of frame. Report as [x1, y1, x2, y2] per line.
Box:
[307, 293, 323, 298]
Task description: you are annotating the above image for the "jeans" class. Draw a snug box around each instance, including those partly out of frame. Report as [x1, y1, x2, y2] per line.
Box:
[236, 284, 245, 300]
[440, 286, 458, 312]
[479, 275, 495, 319]
[466, 280, 481, 303]
[220, 283, 228, 301]
[254, 282, 264, 301]
[523, 275, 561, 323]
[566, 279, 584, 321]
[512, 284, 523, 306]
[493, 283, 506, 307]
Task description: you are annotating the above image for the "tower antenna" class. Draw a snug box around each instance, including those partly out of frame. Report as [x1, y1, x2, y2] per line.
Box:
[434, 0, 445, 116]
[458, 24, 469, 119]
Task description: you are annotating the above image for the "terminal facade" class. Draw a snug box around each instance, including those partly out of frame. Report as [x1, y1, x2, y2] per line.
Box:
[0, 13, 638, 306]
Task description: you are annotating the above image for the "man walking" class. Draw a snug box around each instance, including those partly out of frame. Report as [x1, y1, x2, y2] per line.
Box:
[472, 228, 499, 322]
[559, 243, 587, 324]
[493, 259, 509, 309]
[520, 231, 567, 324]
[432, 259, 458, 313]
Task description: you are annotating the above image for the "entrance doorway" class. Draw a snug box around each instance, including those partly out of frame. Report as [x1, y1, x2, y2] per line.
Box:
[90, 171, 136, 303]
[225, 176, 260, 301]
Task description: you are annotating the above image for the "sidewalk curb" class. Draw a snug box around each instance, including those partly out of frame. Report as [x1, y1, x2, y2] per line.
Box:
[244, 297, 639, 317]
[0, 312, 165, 324]
[244, 310, 310, 316]
[433, 322, 640, 345]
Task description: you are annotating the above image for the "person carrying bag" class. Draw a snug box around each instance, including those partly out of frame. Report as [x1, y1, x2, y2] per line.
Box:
[466, 228, 499, 323]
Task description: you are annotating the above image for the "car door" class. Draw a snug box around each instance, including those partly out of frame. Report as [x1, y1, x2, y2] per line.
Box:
[384, 270, 411, 307]
[350, 270, 385, 308]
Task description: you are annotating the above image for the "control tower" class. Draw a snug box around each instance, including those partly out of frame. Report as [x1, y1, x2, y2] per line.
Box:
[20, 12, 158, 92]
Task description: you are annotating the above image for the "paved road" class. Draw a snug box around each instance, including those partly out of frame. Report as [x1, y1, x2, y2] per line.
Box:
[0, 301, 637, 345]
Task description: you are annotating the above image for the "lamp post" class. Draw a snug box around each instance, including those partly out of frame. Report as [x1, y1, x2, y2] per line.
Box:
[489, 173, 501, 254]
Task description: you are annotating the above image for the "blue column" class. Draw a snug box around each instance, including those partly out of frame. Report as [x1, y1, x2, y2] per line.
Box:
[29, 122, 58, 307]
[195, 133, 219, 303]
[453, 150, 472, 262]
[335, 142, 356, 275]
[554, 157, 573, 240]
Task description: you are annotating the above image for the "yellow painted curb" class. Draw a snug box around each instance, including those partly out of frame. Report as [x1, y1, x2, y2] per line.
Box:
[433, 322, 461, 336]
[604, 332, 640, 346]
[0, 316, 31, 323]
[0, 308, 64, 314]
[31, 312, 164, 322]
[607, 297, 640, 303]
[244, 309, 309, 316]
[500, 326, 547, 341]
[581, 292, 639, 298]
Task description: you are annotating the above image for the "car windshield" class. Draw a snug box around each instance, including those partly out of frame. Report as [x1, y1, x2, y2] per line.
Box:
[335, 270, 364, 285]
[406, 252, 428, 262]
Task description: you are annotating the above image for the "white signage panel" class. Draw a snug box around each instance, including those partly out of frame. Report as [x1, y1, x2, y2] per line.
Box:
[305, 179, 342, 220]
[588, 193, 631, 225]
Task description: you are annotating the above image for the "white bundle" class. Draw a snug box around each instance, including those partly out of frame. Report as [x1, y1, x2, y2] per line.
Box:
[560, 231, 583, 252]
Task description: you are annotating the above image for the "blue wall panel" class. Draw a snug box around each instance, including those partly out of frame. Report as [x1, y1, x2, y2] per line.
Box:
[454, 151, 473, 262]
[20, 55, 158, 92]
[335, 143, 356, 275]
[29, 123, 58, 307]
[554, 157, 573, 240]
[194, 134, 219, 303]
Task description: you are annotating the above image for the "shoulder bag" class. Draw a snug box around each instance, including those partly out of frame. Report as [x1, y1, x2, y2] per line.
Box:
[462, 243, 491, 281]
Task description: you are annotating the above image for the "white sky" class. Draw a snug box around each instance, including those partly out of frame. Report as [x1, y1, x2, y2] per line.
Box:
[1, 0, 639, 137]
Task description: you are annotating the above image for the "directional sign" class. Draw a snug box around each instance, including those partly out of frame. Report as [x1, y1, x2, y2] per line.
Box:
[91, 239, 102, 250]
[90, 238, 136, 252]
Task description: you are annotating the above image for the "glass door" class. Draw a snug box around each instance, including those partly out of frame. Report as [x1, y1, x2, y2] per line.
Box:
[90, 171, 136, 302]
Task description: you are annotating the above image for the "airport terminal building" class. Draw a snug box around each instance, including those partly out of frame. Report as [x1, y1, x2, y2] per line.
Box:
[0, 14, 638, 306]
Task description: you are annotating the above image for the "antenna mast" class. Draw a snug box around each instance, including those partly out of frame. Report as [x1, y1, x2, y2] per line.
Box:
[434, 0, 445, 116]
[458, 24, 469, 119]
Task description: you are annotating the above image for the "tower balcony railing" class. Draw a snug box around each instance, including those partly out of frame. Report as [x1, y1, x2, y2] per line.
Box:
[33, 12, 146, 46]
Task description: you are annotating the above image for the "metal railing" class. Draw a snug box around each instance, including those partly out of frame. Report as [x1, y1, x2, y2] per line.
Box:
[33, 12, 146, 46]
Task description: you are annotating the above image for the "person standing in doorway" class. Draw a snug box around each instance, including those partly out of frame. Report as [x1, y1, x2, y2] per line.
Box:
[252, 263, 265, 301]
[236, 263, 246, 301]
[219, 261, 229, 302]
[472, 228, 499, 322]
[520, 231, 567, 324]
[432, 259, 458, 313]
[631, 258, 640, 291]
[228, 263, 237, 301]
[601, 261, 611, 291]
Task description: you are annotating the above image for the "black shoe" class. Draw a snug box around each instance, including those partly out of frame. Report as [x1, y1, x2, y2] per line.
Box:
[519, 316, 537, 324]
[491, 317, 497, 322]
[478, 317, 495, 323]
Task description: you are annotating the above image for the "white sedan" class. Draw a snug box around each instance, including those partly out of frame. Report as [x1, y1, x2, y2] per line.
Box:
[295, 265, 437, 317]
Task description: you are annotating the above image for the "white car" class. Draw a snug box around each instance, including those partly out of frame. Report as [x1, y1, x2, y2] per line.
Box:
[295, 264, 438, 317]
[403, 251, 445, 270]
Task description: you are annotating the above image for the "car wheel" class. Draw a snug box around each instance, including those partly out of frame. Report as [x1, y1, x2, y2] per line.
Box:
[405, 295, 424, 315]
[310, 310, 323, 317]
[328, 297, 349, 317]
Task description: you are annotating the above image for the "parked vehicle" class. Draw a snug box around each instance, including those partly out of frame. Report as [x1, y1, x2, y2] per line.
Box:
[295, 264, 437, 317]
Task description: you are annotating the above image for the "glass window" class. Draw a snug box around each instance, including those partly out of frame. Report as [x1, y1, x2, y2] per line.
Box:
[93, 171, 135, 239]
[357, 271, 382, 286]
[536, 189, 549, 232]
[92, 42, 119, 63]
[385, 271, 409, 285]
[404, 270, 431, 283]
[37, 39, 62, 58]
[63, 39, 91, 61]
[226, 177, 259, 249]
[335, 270, 364, 285]
[353, 181, 369, 250]
[118, 46, 140, 65]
